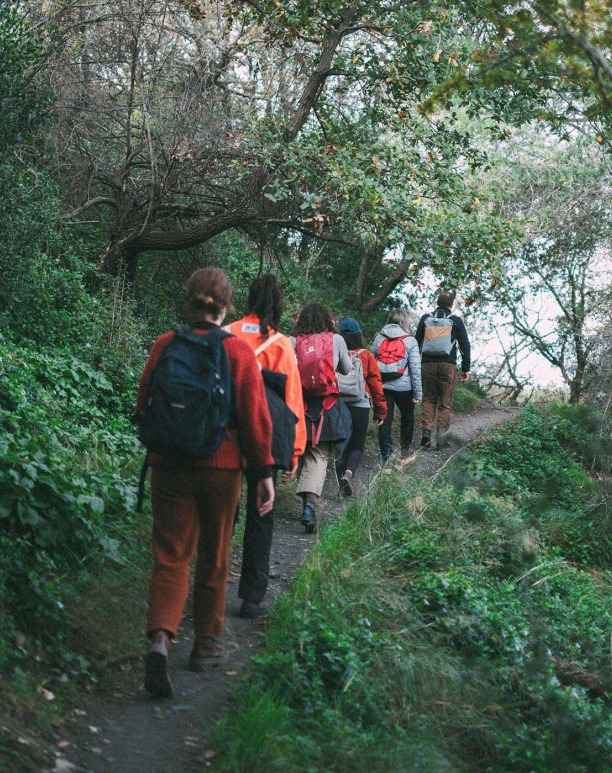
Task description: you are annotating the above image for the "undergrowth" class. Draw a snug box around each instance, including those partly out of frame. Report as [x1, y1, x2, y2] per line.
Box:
[212, 404, 611, 772]
[0, 318, 151, 767]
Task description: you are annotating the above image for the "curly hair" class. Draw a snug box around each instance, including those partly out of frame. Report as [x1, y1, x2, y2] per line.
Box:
[247, 274, 284, 338]
[293, 303, 336, 335]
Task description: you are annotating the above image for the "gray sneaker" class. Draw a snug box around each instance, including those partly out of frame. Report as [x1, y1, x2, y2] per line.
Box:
[339, 473, 354, 497]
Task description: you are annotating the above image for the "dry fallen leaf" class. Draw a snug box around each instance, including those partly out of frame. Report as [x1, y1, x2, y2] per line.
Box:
[204, 750, 217, 760]
[53, 761, 76, 772]
[37, 685, 55, 701]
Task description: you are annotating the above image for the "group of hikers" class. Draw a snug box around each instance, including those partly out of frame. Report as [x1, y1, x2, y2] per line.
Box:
[136, 268, 471, 698]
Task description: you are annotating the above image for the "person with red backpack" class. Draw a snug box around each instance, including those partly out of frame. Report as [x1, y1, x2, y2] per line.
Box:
[135, 268, 274, 698]
[335, 317, 387, 496]
[291, 303, 352, 533]
[371, 308, 422, 464]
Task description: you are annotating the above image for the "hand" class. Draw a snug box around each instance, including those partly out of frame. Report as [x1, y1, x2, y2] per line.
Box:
[412, 398, 420, 404]
[256, 477, 275, 516]
[460, 371, 469, 382]
[281, 465, 297, 483]
[374, 418, 385, 426]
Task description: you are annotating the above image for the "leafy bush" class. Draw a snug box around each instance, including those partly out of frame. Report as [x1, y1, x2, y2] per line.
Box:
[0, 333, 142, 663]
[213, 404, 612, 772]
[452, 380, 485, 413]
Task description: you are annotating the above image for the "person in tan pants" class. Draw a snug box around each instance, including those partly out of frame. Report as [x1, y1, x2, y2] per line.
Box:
[415, 291, 471, 449]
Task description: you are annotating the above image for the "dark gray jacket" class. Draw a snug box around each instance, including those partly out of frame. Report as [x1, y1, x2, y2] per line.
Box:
[415, 307, 471, 372]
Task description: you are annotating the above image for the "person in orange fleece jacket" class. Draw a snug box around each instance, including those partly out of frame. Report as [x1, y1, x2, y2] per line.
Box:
[225, 274, 306, 619]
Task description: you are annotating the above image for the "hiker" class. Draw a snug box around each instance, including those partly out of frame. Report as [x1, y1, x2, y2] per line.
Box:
[415, 290, 471, 449]
[291, 303, 352, 533]
[135, 268, 274, 698]
[225, 274, 306, 620]
[371, 309, 422, 464]
[335, 317, 387, 496]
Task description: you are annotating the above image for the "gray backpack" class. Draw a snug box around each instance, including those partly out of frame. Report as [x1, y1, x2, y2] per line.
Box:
[422, 310, 454, 355]
[338, 350, 367, 403]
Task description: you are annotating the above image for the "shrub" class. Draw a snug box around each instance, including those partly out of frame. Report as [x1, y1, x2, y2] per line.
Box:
[213, 404, 612, 772]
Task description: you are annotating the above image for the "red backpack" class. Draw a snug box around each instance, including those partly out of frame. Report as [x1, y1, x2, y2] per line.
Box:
[296, 333, 338, 397]
[376, 334, 409, 382]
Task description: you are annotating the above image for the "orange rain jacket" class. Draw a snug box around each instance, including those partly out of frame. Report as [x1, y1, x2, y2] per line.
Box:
[226, 313, 306, 470]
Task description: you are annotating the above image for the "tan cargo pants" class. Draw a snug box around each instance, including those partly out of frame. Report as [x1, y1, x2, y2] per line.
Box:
[421, 362, 457, 434]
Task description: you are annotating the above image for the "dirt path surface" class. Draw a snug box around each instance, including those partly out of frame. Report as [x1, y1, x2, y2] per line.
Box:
[49, 404, 519, 773]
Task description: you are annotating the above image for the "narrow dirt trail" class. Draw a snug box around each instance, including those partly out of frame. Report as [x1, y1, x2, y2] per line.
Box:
[51, 404, 519, 773]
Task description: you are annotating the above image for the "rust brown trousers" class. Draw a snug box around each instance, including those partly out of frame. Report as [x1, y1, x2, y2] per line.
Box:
[147, 466, 242, 640]
[421, 362, 458, 434]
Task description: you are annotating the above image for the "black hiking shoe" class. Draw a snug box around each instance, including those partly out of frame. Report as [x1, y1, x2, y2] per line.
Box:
[239, 600, 269, 620]
[420, 430, 432, 448]
[300, 505, 317, 534]
[144, 632, 173, 698]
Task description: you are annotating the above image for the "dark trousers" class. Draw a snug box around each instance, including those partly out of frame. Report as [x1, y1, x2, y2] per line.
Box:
[339, 405, 370, 475]
[378, 390, 415, 460]
[238, 469, 278, 603]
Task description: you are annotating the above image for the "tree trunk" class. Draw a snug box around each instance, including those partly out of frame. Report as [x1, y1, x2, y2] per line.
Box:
[361, 256, 410, 313]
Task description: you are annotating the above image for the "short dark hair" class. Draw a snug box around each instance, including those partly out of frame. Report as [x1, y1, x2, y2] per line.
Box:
[437, 290, 456, 310]
[247, 274, 284, 338]
[340, 331, 364, 350]
[293, 303, 336, 335]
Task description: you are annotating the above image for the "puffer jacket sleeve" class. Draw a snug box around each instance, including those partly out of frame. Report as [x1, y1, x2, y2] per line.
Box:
[406, 337, 422, 400]
[370, 333, 383, 358]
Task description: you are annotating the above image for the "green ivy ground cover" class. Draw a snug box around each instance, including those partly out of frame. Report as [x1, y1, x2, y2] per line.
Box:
[0, 333, 146, 668]
[212, 404, 611, 772]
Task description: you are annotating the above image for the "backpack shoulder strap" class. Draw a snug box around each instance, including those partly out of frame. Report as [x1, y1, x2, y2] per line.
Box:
[255, 331, 283, 357]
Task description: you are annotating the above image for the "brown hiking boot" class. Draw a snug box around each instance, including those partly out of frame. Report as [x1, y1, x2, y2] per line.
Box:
[188, 637, 229, 671]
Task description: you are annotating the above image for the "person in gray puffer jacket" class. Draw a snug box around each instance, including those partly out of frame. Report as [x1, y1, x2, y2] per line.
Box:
[371, 309, 422, 463]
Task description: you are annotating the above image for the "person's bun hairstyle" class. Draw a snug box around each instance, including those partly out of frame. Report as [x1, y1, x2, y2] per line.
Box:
[185, 268, 233, 322]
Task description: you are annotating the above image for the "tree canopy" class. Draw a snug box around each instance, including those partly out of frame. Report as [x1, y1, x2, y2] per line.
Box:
[30, 0, 610, 310]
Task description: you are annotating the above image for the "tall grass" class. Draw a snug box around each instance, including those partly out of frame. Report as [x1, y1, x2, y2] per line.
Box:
[212, 404, 611, 772]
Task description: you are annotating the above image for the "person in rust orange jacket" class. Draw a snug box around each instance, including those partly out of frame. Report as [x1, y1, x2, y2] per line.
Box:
[225, 274, 306, 619]
[136, 268, 274, 698]
[335, 317, 387, 496]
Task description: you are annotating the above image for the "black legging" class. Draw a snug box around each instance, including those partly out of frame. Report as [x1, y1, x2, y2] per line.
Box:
[378, 389, 415, 460]
[338, 405, 370, 475]
[238, 469, 279, 603]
